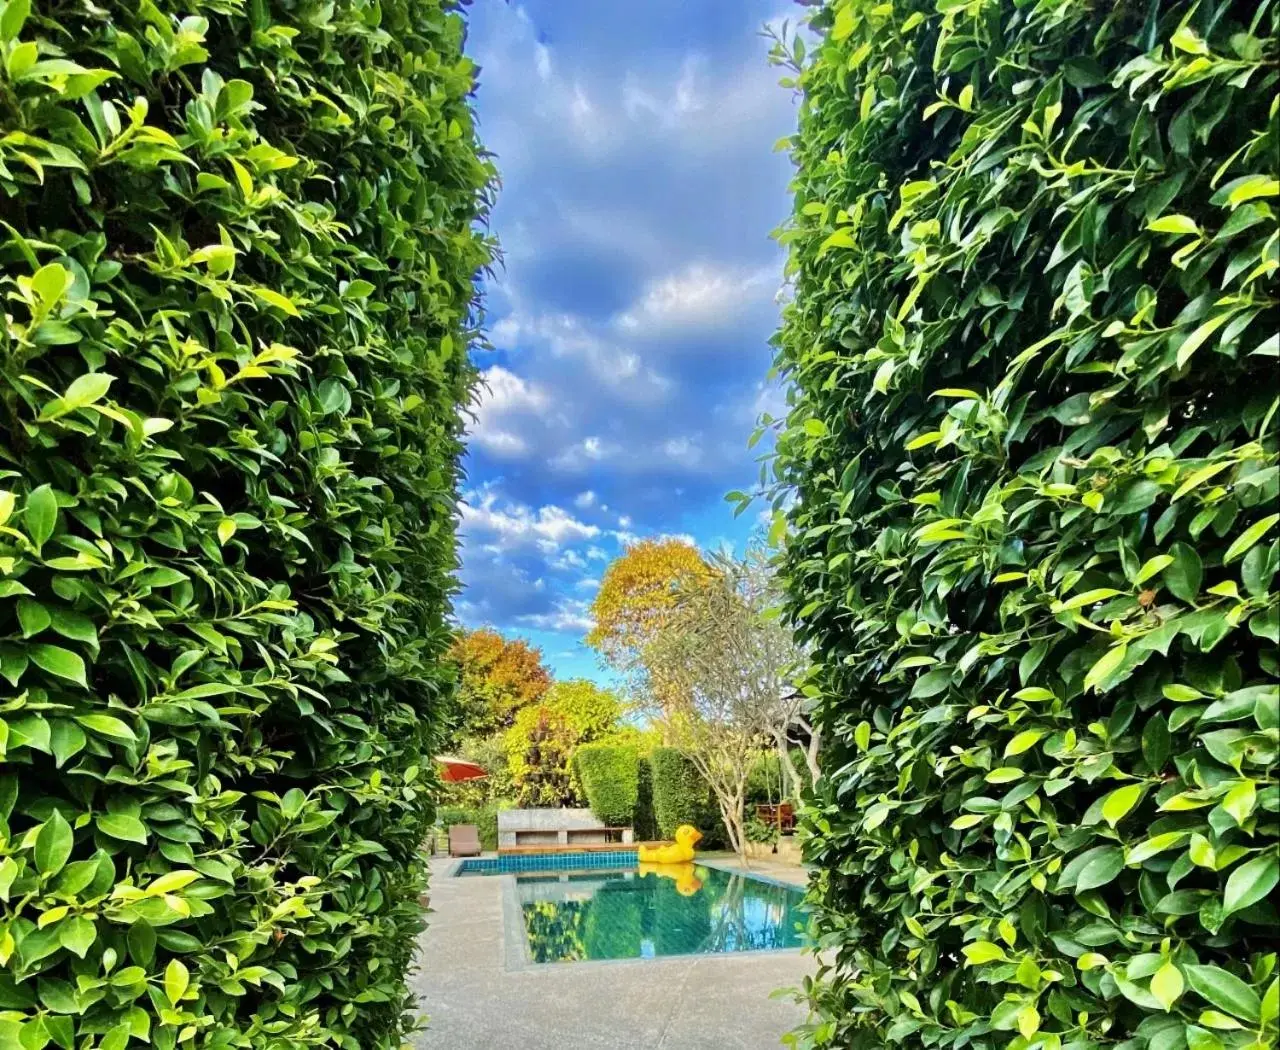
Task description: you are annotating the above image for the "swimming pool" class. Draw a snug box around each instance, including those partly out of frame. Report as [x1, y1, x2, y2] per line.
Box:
[509, 864, 806, 964]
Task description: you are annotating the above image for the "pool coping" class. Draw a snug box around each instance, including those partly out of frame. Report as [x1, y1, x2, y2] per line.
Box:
[491, 859, 811, 972]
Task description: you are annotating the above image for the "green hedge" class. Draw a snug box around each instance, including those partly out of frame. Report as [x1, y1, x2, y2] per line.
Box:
[649, 747, 722, 847]
[1, 2, 493, 1048]
[770, 2, 1278, 1048]
[574, 743, 641, 828]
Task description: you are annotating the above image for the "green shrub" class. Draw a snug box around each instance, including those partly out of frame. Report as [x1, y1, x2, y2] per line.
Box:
[574, 743, 641, 827]
[649, 747, 723, 847]
[743, 816, 781, 847]
[769, 1, 1278, 1047]
[0, 2, 494, 1048]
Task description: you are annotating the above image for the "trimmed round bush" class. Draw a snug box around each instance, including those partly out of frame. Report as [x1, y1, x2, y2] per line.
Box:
[0, 2, 493, 1048]
[769, 1, 1278, 1048]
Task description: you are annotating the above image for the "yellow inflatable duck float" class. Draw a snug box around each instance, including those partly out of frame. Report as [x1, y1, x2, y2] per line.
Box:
[639, 861, 703, 896]
[638, 825, 702, 865]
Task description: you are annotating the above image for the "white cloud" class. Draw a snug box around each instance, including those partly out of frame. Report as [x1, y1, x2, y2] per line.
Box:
[476, 365, 547, 414]
[460, 489, 600, 553]
[550, 549, 587, 571]
[587, 546, 609, 561]
[517, 598, 595, 633]
[495, 308, 671, 400]
[617, 514, 632, 528]
[574, 490, 597, 509]
[575, 577, 600, 591]
[615, 262, 777, 332]
[662, 436, 702, 467]
[468, 365, 549, 459]
[551, 435, 611, 471]
[473, 430, 529, 456]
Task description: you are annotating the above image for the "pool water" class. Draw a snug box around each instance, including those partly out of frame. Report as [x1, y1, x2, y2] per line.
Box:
[514, 864, 806, 963]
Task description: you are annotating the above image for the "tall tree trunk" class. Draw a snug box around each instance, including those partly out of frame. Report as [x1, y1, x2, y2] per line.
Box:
[795, 716, 822, 785]
[770, 727, 804, 806]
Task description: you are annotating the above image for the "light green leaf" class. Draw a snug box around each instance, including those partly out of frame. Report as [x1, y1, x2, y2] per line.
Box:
[58, 915, 97, 959]
[1175, 312, 1233, 369]
[29, 644, 88, 687]
[74, 713, 136, 743]
[1053, 587, 1122, 612]
[1134, 555, 1174, 585]
[0, 0, 30, 42]
[1221, 853, 1278, 917]
[1100, 784, 1143, 828]
[1170, 25, 1208, 54]
[1004, 730, 1044, 757]
[251, 286, 301, 316]
[35, 810, 74, 878]
[1085, 643, 1128, 692]
[962, 940, 1006, 965]
[1225, 175, 1279, 207]
[1151, 962, 1184, 1011]
[24, 484, 57, 549]
[96, 813, 148, 844]
[1223, 513, 1278, 563]
[1127, 832, 1188, 864]
[1147, 214, 1200, 235]
[165, 958, 190, 1005]
[1221, 781, 1256, 826]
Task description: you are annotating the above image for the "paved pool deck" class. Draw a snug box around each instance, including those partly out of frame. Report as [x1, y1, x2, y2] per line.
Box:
[409, 852, 813, 1050]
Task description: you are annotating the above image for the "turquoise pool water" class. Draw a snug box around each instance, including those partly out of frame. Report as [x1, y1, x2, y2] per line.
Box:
[513, 864, 806, 964]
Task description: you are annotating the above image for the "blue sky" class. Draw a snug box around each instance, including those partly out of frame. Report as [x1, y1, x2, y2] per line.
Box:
[456, 0, 799, 683]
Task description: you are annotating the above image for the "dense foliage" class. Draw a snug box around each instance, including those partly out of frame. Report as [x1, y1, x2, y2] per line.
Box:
[574, 743, 641, 828]
[446, 627, 551, 743]
[0, 1, 494, 1048]
[504, 680, 622, 807]
[768, 1, 1278, 1048]
[587, 538, 707, 682]
[649, 748, 723, 848]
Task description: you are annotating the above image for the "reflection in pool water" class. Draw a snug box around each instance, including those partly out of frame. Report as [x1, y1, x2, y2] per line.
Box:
[516, 864, 806, 964]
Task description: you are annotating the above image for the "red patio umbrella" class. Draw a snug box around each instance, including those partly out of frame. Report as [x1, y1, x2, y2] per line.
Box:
[435, 756, 487, 782]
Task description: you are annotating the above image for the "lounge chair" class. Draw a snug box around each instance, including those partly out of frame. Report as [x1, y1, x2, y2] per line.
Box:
[449, 824, 482, 857]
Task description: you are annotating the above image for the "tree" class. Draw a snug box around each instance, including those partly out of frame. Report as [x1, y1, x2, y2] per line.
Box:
[504, 680, 623, 806]
[642, 550, 808, 855]
[447, 628, 552, 741]
[587, 538, 709, 679]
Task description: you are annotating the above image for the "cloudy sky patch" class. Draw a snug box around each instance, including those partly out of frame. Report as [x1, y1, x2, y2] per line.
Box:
[458, 0, 799, 680]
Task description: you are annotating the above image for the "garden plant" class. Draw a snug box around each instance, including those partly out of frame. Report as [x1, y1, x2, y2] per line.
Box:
[0, 1, 494, 1047]
[767, 0, 1278, 1047]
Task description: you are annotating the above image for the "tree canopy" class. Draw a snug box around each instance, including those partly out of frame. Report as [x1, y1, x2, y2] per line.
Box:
[448, 628, 552, 742]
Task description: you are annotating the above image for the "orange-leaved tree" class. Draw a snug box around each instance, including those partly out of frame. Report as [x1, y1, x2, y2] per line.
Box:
[448, 628, 552, 742]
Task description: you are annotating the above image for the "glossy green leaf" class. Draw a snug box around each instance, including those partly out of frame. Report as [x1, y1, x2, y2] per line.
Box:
[35, 811, 73, 878]
[29, 644, 87, 687]
[1184, 964, 1262, 1022]
[1221, 854, 1278, 917]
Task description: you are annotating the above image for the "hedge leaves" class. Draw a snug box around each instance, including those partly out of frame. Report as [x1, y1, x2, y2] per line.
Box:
[1, 2, 493, 1048]
[769, 1, 1278, 1048]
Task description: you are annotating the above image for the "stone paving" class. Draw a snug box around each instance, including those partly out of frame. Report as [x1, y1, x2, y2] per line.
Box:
[409, 853, 812, 1050]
